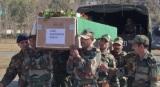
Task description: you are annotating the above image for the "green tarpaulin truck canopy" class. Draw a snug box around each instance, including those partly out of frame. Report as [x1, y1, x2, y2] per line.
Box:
[77, 17, 117, 40]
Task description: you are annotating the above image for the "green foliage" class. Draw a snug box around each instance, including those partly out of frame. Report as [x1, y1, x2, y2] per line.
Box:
[41, 9, 76, 19]
[1, 0, 159, 33]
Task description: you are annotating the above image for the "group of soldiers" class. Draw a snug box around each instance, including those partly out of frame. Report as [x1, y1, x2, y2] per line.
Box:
[0, 29, 159, 87]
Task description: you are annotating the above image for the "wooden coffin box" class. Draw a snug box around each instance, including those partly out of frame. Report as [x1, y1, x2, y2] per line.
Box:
[36, 17, 76, 49]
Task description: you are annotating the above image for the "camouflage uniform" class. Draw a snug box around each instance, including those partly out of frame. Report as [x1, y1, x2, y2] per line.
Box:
[151, 56, 160, 87]
[110, 37, 126, 87]
[111, 51, 127, 73]
[52, 50, 70, 87]
[132, 51, 157, 87]
[101, 50, 120, 87]
[97, 49, 112, 83]
[111, 51, 127, 87]
[1, 48, 52, 87]
[130, 35, 159, 87]
[67, 47, 101, 87]
[26, 49, 52, 87]
[124, 52, 137, 87]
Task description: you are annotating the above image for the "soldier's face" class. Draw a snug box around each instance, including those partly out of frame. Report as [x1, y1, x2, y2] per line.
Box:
[113, 43, 123, 53]
[99, 39, 109, 50]
[29, 37, 36, 48]
[18, 40, 29, 50]
[132, 43, 141, 54]
[81, 37, 92, 48]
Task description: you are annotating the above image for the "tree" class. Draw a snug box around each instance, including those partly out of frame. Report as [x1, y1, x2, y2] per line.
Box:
[0, 0, 160, 36]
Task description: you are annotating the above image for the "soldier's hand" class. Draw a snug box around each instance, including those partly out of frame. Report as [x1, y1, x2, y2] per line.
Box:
[0, 83, 4, 87]
[70, 45, 81, 58]
[99, 64, 108, 72]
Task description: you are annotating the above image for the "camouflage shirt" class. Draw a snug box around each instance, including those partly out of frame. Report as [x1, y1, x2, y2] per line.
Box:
[111, 51, 127, 68]
[132, 51, 158, 87]
[100, 49, 120, 87]
[101, 49, 116, 68]
[152, 55, 160, 87]
[98, 49, 116, 81]
[1, 48, 52, 87]
[124, 51, 137, 77]
[52, 50, 70, 75]
[67, 47, 101, 80]
[111, 51, 127, 77]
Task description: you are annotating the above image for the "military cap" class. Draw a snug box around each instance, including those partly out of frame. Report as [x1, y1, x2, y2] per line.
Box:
[16, 34, 28, 43]
[100, 34, 111, 42]
[132, 35, 149, 45]
[80, 29, 94, 40]
[113, 37, 123, 45]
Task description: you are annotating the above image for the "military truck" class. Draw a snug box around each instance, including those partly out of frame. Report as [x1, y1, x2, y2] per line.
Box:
[77, 4, 151, 52]
[152, 25, 160, 49]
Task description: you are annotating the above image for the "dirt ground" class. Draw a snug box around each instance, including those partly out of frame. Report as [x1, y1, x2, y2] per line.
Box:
[0, 57, 18, 87]
[0, 39, 19, 52]
[0, 44, 19, 52]
[0, 57, 11, 69]
[0, 57, 11, 79]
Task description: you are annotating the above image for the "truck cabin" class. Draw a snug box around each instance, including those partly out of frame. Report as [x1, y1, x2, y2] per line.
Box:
[77, 4, 151, 52]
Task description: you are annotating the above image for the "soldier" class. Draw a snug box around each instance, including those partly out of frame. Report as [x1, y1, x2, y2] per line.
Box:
[98, 34, 119, 87]
[131, 35, 159, 87]
[51, 50, 70, 87]
[67, 30, 101, 87]
[0, 32, 52, 87]
[124, 18, 137, 34]
[28, 35, 36, 49]
[111, 37, 127, 87]
[124, 51, 137, 87]
[28, 34, 52, 87]
[0, 34, 30, 87]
